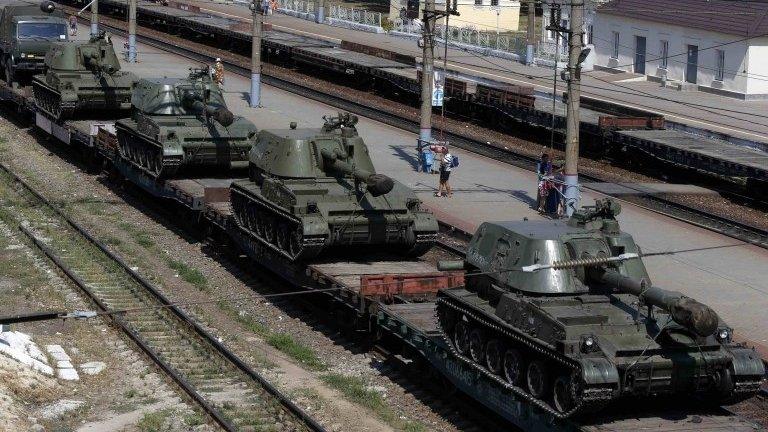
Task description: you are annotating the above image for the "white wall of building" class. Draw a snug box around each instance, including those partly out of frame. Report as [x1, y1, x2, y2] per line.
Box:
[593, 13, 759, 96]
[390, 0, 520, 32]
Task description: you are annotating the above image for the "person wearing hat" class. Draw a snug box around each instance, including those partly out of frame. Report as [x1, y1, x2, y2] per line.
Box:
[213, 58, 225, 87]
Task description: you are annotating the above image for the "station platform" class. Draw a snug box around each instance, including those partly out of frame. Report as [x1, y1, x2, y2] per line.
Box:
[111, 30, 768, 357]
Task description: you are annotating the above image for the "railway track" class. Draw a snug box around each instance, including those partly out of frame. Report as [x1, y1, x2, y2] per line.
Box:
[0, 162, 325, 432]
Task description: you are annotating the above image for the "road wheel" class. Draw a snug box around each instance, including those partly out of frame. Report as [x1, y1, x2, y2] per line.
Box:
[553, 375, 576, 413]
[503, 348, 524, 385]
[469, 328, 486, 363]
[454, 320, 470, 355]
[526, 360, 550, 399]
[485, 339, 503, 374]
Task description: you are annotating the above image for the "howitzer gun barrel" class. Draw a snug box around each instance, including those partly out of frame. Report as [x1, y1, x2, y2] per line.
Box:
[183, 92, 234, 127]
[320, 148, 394, 196]
[595, 270, 719, 337]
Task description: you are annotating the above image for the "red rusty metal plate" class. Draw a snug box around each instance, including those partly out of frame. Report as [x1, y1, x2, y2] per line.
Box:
[359, 271, 464, 301]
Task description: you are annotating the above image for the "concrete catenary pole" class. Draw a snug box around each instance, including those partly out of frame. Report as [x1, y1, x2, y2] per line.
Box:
[526, 0, 535, 65]
[250, 0, 263, 108]
[419, 0, 436, 145]
[128, 0, 137, 63]
[564, 0, 584, 216]
[316, 0, 325, 23]
[90, 0, 98, 37]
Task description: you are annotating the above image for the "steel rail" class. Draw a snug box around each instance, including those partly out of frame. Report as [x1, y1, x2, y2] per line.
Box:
[0, 162, 326, 432]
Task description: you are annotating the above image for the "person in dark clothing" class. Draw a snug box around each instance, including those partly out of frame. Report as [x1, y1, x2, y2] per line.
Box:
[536, 153, 552, 211]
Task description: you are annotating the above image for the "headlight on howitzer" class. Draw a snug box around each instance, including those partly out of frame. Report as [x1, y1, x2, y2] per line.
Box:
[716, 327, 731, 343]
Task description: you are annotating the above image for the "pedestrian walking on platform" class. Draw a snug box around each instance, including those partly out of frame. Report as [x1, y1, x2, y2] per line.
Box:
[69, 15, 77, 36]
[213, 58, 225, 88]
[436, 148, 454, 197]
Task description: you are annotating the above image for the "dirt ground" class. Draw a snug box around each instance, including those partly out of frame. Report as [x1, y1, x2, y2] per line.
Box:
[0, 110, 463, 430]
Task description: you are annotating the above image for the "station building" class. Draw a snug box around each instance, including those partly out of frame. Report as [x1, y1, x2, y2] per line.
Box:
[592, 0, 768, 99]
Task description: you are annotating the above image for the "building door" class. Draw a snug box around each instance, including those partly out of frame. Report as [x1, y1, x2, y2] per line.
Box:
[634, 36, 646, 74]
[686, 44, 698, 84]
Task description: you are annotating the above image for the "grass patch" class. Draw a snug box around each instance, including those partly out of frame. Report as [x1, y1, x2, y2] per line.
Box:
[134, 232, 155, 248]
[103, 235, 122, 246]
[184, 412, 205, 427]
[166, 258, 207, 290]
[321, 374, 385, 411]
[321, 373, 426, 431]
[218, 301, 321, 370]
[137, 409, 173, 432]
[267, 333, 326, 371]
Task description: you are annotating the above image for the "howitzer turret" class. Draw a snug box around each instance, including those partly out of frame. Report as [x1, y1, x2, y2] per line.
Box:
[32, 31, 135, 119]
[435, 198, 765, 417]
[229, 112, 438, 261]
[115, 67, 257, 179]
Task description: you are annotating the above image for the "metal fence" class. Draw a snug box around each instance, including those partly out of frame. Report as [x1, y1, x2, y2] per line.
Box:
[328, 3, 382, 27]
[537, 40, 569, 63]
[277, 0, 315, 15]
[394, 19, 526, 55]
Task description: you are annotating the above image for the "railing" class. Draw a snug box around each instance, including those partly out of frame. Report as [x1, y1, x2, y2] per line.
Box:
[537, 40, 568, 63]
[328, 3, 382, 27]
[393, 18, 526, 55]
[276, 0, 315, 15]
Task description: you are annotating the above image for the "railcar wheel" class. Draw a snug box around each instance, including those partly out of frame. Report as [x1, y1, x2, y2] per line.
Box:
[503, 348, 524, 385]
[454, 320, 470, 355]
[469, 328, 486, 363]
[485, 339, 503, 374]
[527, 360, 550, 399]
[553, 375, 576, 413]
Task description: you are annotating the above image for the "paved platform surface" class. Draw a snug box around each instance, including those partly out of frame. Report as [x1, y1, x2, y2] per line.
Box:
[115, 32, 768, 355]
[180, 0, 768, 144]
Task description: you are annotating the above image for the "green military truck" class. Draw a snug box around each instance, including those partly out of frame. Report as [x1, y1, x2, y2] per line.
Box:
[0, 0, 67, 86]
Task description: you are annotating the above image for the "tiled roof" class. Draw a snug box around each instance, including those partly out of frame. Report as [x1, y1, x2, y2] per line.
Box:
[597, 0, 768, 37]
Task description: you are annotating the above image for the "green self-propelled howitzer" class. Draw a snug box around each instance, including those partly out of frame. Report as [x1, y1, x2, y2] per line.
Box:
[115, 67, 256, 179]
[436, 199, 765, 418]
[32, 32, 136, 119]
[230, 113, 438, 261]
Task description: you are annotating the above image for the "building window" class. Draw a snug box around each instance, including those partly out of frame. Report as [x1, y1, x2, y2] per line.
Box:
[475, 0, 482, 5]
[715, 49, 725, 81]
[612, 31, 620, 59]
[660, 40, 669, 69]
[587, 25, 593, 45]
[490, 0, 498, 5]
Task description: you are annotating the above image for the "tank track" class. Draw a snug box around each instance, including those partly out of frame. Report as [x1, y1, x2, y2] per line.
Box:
[116, 128, 181, 180]
[32, 82, 76, 120]
[436, 295, 614, 419]
[230, 185, 326, 262]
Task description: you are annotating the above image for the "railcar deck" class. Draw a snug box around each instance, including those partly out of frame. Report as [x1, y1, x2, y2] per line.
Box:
[616, 129, 768, 179]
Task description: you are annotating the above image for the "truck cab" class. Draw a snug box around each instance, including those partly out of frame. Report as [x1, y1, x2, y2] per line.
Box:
[0, 1, 67, 85]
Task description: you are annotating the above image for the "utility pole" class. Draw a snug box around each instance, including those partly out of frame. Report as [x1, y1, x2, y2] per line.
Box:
[90, 0, 98, 37]
[563, 0, 585, 216]
[250, 0, 263, 107]
[419, 0, 436, 146]
[128, 0, 137, 63]
[316, 0, 325, 23]
[526, 0, 535, 65]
